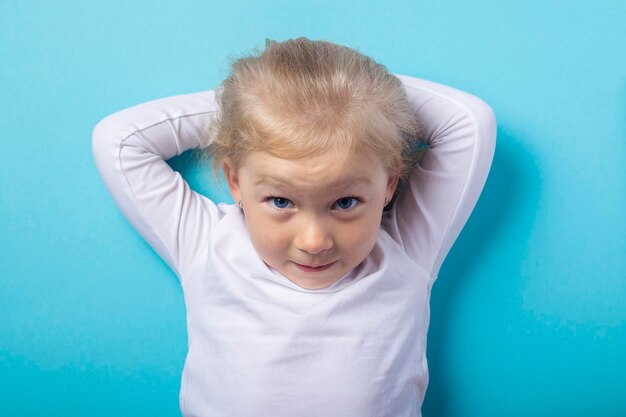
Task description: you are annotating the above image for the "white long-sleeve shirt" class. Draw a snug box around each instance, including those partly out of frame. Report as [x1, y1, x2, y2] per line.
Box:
[92, 75, 496, 417]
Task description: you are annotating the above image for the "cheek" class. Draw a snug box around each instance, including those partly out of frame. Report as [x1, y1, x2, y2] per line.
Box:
[245, 212, 291, 258]
[338, 218, 381, 254]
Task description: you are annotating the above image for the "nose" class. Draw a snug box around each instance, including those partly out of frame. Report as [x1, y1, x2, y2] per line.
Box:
[294, 217, 334, 255]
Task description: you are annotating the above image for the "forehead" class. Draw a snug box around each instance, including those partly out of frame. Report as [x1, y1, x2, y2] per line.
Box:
[239, 150, 387, 191]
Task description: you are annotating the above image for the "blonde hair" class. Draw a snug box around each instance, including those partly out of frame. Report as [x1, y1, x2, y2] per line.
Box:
[203, 37, 421, 193]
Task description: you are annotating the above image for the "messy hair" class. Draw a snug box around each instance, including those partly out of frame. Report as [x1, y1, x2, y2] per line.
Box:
[202, 37, 421, 195]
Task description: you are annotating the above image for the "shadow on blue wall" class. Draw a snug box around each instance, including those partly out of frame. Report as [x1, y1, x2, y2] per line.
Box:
[169, 148, 234, 204]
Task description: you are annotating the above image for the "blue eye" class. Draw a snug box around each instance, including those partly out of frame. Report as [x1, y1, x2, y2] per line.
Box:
[269, 197, 294, 209]
[333, 197, 359, 210]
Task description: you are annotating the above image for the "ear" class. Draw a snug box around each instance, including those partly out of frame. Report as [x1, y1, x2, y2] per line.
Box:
[386, 174, 400, 201]
[222, 158, 242, 204]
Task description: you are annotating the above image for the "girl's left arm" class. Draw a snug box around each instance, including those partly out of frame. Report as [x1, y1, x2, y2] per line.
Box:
[385, 75, 497, 281]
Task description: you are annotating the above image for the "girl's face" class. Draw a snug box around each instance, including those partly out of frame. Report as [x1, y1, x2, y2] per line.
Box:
[223, 150, 398, 290]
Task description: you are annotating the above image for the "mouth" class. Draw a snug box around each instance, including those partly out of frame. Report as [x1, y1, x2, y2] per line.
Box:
[293, 261, 335, 273]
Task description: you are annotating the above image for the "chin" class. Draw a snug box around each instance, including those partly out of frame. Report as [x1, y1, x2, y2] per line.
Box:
[286, 272, 342, 290]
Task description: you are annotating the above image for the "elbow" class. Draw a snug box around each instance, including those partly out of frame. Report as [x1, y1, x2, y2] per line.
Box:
[91, 113, 127, 174]
[471, 97, 497, 147]
[91, 116, 112, 169]
[92, 113, 121, 148]
[473, 99, 497, 170]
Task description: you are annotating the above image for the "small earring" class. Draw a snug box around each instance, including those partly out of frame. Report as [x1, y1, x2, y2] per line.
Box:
[384, 198, 390, 206]
[238, 200, 243, 208]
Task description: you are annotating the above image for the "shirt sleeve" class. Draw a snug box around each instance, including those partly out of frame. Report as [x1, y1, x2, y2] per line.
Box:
[91, 90, 220, 280]
[385, 75, 497, 280]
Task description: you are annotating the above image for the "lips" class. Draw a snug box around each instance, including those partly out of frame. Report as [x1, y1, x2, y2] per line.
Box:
[293, 262, 335, 273]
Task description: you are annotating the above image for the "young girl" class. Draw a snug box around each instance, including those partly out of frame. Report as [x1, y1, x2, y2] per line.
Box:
[92, 38, 496, 417]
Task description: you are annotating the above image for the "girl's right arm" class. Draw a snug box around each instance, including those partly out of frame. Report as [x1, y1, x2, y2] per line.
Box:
[92, 91, 220, 280]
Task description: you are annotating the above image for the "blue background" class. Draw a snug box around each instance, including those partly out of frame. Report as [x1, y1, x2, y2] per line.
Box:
[1, 1, 625, 415]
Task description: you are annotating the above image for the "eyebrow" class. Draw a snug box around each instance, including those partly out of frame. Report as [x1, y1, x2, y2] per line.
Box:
[253, 175, 373, 189]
